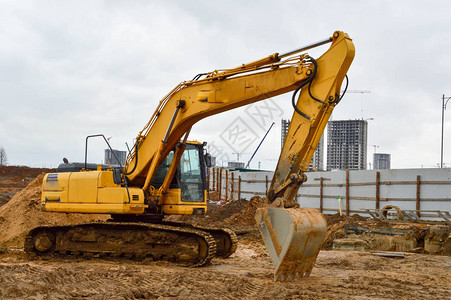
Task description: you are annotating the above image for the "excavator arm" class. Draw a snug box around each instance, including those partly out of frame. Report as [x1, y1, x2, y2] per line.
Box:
[125, 31, 354, 194]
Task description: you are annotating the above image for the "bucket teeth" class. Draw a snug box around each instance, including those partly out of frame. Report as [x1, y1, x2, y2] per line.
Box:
[273, 256, 316, 281]
[255, 207, 327, 282]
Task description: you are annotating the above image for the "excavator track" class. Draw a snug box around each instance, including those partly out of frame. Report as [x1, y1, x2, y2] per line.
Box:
[24, 222, 216, 267]
[162, 221, 238, 258]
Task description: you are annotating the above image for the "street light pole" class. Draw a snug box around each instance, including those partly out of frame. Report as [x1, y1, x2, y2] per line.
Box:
[441, 94, 451, 168]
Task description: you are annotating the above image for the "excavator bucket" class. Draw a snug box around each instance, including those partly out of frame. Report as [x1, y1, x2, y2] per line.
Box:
[255, 207, 326, 281]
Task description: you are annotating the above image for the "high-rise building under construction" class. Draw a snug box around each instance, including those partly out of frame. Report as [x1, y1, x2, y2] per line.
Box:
[327, 120, 368, 170]
[373, 153, 391, 169]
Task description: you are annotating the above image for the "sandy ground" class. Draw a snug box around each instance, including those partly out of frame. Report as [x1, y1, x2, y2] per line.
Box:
[0, 167, 449, 299]
[0, 238, 450, 300]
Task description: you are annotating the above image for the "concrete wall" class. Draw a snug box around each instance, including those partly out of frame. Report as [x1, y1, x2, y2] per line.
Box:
[208, 167, 451, 221]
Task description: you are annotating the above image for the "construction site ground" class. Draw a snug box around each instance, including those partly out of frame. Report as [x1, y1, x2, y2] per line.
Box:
[0, 167, 449, 299]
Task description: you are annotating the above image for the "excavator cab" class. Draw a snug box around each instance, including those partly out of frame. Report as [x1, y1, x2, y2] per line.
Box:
[152, 141, 209, 215]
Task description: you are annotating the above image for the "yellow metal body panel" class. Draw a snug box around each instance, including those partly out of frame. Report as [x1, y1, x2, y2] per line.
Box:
[162, 188, 182, 205]
[98, 170, 116, 188]
[44, 202, 146, 214]
[161, 188, 207, 215]
[162, 204, 206, 215]
[42, 173, 70, 203]
[97, 188, 133, 204]
[42, 171, 145, 214]
[67, 171, 99, 203]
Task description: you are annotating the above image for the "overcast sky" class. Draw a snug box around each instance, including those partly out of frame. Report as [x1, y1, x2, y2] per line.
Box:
[1, 0, 450, 170]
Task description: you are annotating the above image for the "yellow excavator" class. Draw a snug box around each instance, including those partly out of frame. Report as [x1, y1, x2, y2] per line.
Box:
[25, 30, 355, 281]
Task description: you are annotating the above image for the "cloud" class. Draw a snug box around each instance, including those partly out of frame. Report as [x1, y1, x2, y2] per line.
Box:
[0, 0, 450, 169]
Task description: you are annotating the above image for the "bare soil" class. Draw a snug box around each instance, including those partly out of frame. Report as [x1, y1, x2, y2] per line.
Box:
[0, 241, 449, 299]
[0, 170, 449, 299]
[0, 166, 55, 207]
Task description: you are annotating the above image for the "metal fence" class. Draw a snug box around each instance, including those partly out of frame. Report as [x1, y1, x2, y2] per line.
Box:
[208, 167, 451, 220]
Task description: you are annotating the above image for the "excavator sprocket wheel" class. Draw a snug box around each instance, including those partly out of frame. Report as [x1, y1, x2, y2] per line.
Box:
[255, 207, 326, 281]
[162, 221, 238, 258]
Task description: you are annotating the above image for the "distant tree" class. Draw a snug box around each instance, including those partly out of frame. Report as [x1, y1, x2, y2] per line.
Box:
[0, 147, 7, 165]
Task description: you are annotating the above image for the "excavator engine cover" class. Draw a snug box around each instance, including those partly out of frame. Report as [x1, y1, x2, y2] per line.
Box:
[255, 207, 326, 281]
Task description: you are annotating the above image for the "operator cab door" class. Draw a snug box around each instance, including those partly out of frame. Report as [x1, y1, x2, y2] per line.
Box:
[151, 143, 208, 213]
[179, 144, 205, 203]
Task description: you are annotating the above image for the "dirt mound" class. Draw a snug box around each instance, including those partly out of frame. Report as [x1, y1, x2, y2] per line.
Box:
[324, 213, 367, 227]
[0, 174, 108, 248]
[223, 196, 266, 227]
[172, 196, 267, 231]
[440, 236, 451, 254]
[204, 200, 250, 224]
[0, 166, 56, 207]
[0, 195, 10, 207]
[322, 213, 368, 249]
[0, 165, 55, 178]
[164, 200, 247, 225]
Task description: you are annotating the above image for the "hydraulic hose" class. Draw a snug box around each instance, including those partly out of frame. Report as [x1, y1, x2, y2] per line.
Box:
[291, 56, 349, 119]
[306, 57, 326, 105]
[291, 56, 319, 120]
[124, 142, 139, 176]
[339, 75, 349, 101]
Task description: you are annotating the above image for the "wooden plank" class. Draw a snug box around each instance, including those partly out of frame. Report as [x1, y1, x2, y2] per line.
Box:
[418, 180, 451, 185]
[240, 190, 266, 196]
[238, 176, 241, 200]
[216, 168, 220, 193]
[211, 168, 215, 191]
[239, 179, 267, 183]
[346, 169, 350, 216]
[265, 175, 268, 197]
[302, 183, 344, 187]
[231, 172, 234, 201]
[380, 180, 451, 185]
[218, 168, 222, 201]
[320, 177, 324, 213]
[225, 170, 228, 201]
[304, 180, 451, 188]
[298, 194, 376, 200]
[416, 175, 421, 217]
[376, 172, 380, 209]
[321, 208, 367, 214]
[298, 193, 450, 202]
